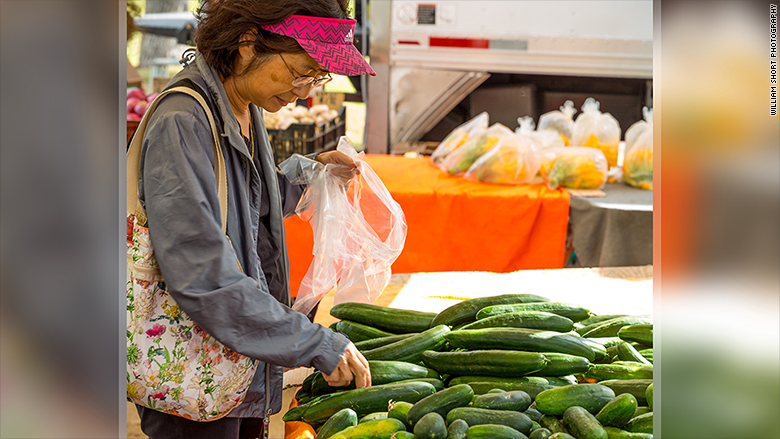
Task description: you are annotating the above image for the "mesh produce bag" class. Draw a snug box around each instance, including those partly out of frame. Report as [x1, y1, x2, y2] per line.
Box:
[623, 107, 653, 190]
[538, 100, 577, 146]
[431, 112, 489, 170]
[571, 98, 621, 168]
[463, 131, 541, 185]
[440, 123, 515, 176]
[540, 146, 608, 190]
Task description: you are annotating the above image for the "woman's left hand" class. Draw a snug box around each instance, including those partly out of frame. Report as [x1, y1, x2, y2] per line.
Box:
[316, 150, 359, 185]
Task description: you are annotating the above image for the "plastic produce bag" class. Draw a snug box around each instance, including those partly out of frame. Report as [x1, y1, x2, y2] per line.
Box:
[540, 146, 608, 190]
[623, 107, 653, 190]
[440, 123, 515, 176]
[538, 100, 577, 145]
[281, 138, 408, 317]
[463, 131, 541, 185]
[515, 116, 566, 151]
[431, 112, 489, 169]
[571, 98, 622, 167]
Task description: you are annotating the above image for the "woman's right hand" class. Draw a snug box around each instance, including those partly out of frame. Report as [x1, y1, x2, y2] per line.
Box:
[321, 342, 371, 389]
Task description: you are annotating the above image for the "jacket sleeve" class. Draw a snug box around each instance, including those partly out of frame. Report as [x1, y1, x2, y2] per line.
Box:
[139, 94, 348, 374]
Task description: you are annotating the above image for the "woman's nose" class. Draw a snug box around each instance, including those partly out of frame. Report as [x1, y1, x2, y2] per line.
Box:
[291, 83, 314, 99]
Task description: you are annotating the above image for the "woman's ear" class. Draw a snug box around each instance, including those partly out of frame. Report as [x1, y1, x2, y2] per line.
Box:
[237, 30, 257, 62]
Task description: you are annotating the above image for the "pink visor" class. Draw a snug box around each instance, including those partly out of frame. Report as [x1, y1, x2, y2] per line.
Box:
[260, 15, 376, 77]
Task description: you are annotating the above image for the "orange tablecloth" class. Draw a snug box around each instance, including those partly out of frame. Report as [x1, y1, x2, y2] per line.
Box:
[285, 155, 570, 297]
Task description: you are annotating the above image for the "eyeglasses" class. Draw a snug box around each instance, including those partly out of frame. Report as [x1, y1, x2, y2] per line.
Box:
[279, 53, 333, 88]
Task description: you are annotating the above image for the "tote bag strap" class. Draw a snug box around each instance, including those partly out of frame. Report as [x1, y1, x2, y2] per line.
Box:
[126, 86, 228, 233]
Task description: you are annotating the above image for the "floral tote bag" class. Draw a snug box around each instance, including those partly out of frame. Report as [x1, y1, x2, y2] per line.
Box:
[126, 86, 257, 421]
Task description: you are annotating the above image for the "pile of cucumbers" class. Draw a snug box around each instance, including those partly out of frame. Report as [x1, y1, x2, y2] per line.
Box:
[286, 295, 654, 439]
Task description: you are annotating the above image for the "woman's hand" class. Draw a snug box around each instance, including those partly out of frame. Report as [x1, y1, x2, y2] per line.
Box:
[315, 150, 359, 185]
[321, 342, 371, 389]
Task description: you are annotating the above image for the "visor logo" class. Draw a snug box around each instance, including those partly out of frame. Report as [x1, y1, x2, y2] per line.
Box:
[345, 29, 353, 43]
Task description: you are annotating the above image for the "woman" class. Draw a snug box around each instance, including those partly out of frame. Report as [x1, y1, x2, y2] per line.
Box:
[133, 0, 375, 437]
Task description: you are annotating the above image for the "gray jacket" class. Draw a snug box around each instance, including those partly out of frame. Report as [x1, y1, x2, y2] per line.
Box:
[138, 52, 349, 419]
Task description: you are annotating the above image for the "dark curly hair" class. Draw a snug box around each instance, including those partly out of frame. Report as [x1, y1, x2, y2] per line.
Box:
[195, 0, 351, 80]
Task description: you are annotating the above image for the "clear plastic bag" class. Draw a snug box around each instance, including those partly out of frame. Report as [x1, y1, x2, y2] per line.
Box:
[540, 146, 608, 190]
[282, 138, 408, 317]
[463, 130, 541, 185]
[515, 116, 566, 151]
[538, 100, 577, 146]
[439, 123, 515, 176]
[571, 98, 622, 167]
[431, 112, 489, 170]
[623, 107, 653, 190]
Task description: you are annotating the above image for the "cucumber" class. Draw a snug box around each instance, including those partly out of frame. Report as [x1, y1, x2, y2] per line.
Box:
[617, 325, 653, 346]
[329, 418, 407, 439]
[311, 361, 437, 395]
[624, 412, 653, 434]
[578, 339, 608, 363]
[336, 320, 395, 342]
[539, 416, 570, 435]
[488, 388, 508, 393]
[421, 350, 547, 377]
[531, 421, 541, 432]
[632, 407, 651, 418]
[595, 393, 638, 428]
[390, 432, 417, 439]
[460, 311, 574, 333]
[582, 317, 652, 339]
[388, 400, 414, 429]
[447, 418, 469, 439]
[477, 302, 591, 323]
[603, 426, 654, 439]
[575, 315, 630, 333]
[446, 407, 533, 435]
[525, 406, 544, 422]
[645, 384, 653, 411]
[535, 384, 615, 416]
[530, 428, 552, 439]
[466, 424, 528, 439]
[364, 325, 450, 364]
[563, 406, 608, 439]
[355, 334, 417, 351]
[331, 303, 437, 334]
[329, 322, 340, 332]
[548, 434, 577, 439]
[638, 349, 653, 364]
[393, 378, 445, 392]
[301, 371, 318, 393]
[616, 343, 652, 366]
[316, 407, 358, 439]
[407, 384, 474, 425]
[584, 363, 653, 381]
[586, 337, 625, 349]
[431, 294, 551, 328]
[531, 353, 591, 377]
[448, 376, 570, 398]
[413, 412, 447, 439]
[360, 412, 388, 423]
[597, 380, 651, 406]
[445, 328, 596, 362]
[472, 390, 532, 412]
[298, 381, 437, 424]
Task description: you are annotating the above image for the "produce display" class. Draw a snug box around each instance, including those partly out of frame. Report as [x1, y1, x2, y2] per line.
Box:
[539, 147, 609, 190]
[287, 295, 654, 439]
[264, 104, 340, 130]
[126, 86, 158, 122]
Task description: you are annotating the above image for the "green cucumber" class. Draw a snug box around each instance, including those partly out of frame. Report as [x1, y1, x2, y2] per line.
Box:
[477, 302, 591, 323]
[407, 384, 474, 425]
[331, 303, 437, 334]
[445, 328, 596, 362]
[530, 428, 552, 439]
[645, 384, 653, 411]
[460, 311, 574, 333]
[597, 380, 652, 406]
[595, 393, 638, 428]
[472, 390, 532, 411]
[363, 325, 450, 364]
[563, 406, 608, 439]
[301, 371, 318, 393]
[582, 317, 652, 338]
[448, 376, 571, 398]
[584, 363, 653, 381]
[632, 407, 651, 418]
[638, 349, 653, 364]
[388, 400, 414, 429]
[603, 426, 653, 439]
[431, 294, 551, 328]
[299, 381, 437, 424]
[539, 415, 570, 435]
[525, 406, 544, 422]
[311, 361, 436, 395]
[586, 337, 626, 349]
[390, 432, 417, 439]
[413, 412, 447, 439]
[355, 334, 417, 351]
[531, 421, 541, 432]
[447, 419, 469, 439]
[393, 378, 445, 392]
[579, 339, 609, 363]
[329, 322, 340, 332]
[616, 343, 652, 366]
[360, 412, 388, 423]
[531, 353, 591, 377]
[446, 407, 533, 435]
[617, 325, 653, 346]
[316, 407, 358, 439]
[624, 412, 653, 434]
[467, 424, 528, 439]
[336, 320, 395, 342]
[488, 388, 508, 393]
[535, 384, 615, 415]
[575, 315, 630, 333]
[421, 350, 547, 377]
[329, 418, 407, 439]
[548, 433, 577, 439]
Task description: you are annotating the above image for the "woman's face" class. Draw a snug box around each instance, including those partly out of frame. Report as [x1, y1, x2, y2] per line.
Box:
[234, 49, 327, 113]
